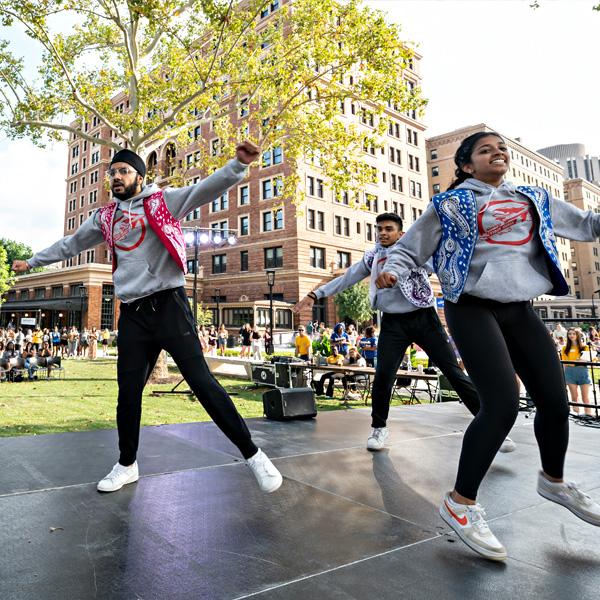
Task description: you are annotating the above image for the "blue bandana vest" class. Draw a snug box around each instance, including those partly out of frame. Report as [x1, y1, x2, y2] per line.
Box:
[431, 186, 569, 303]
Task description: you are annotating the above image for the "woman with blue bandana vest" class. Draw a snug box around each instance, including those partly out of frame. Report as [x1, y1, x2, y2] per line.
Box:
[377, 131, 600, 561]
[294, 212, 488, 453]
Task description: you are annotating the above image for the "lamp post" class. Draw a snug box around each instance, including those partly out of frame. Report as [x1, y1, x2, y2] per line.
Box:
[66, 300, 72, 328]
[183, 226, 238, 328]
[215, 287, 221, 328]
[78, 285, 88, 330]
[266, 269, 275, 354]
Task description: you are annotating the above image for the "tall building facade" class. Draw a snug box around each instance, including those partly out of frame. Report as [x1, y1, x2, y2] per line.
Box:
[425, 124, 575, 296]
[564, 178, 600, 300]
[538, 143, 600, 186]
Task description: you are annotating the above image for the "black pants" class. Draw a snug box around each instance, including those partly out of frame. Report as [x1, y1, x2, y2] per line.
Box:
[371, 308, 480, 428]
[117, 287, 258, 465]
[445, 296, 569, 500]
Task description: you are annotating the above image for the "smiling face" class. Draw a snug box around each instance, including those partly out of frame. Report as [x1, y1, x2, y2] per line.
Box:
[376, 220, 402, 247]
[461, 135, 509, 185]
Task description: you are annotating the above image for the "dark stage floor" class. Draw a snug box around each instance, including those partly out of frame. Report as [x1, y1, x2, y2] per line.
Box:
[1, 403, 599, 600]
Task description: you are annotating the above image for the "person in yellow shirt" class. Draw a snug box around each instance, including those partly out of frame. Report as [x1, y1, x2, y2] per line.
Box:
[32, 327, 43, 351]
[294, 326, 312, 361]
[561, 328, 594, 416]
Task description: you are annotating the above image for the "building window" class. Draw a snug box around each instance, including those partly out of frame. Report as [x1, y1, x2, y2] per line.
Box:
[317, 211, 325, 231]
[262, 209, 283, 232]
[212, 254, 227, 274]
[432, 184, 441, 194]
[308, 209, 315, 229]
[262, 177, 283, 199]
[35, 287, 45, 299]
[211, 193, 228, 212]
[240, 250, 249, 272]
[264, 246, 283, 269]
[366, 223, 373, 242]
[307, 176, 315, 196]
[432, 166, 439, 177]
[310, 246, 325, 269]
[316, 178, 324, 198]
[186, 259, 198, 274]
[100, 284, 115, 330]
[239, 185, 249, 205]
[223, 307, 253, 328]
[86, 250, 95, 263]
[337, 251, 351, 269]
[430, 148, 438, 160]
[262, 146, 283, 167]
[239, 215, 249, 236]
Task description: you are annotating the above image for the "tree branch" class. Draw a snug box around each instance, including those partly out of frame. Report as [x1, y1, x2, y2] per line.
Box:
[11, 119, 122, 149]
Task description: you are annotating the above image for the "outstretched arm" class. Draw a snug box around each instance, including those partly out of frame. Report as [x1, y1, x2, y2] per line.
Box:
[376, 204, 441, 288]
[551, 195, 600, 241]
[14, 213, 104, 272]
[293, 257, 371, 314]
[165, 141, 259, 220]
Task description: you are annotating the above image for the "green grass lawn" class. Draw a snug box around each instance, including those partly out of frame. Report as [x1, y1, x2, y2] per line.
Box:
[0, 358, 416, 437]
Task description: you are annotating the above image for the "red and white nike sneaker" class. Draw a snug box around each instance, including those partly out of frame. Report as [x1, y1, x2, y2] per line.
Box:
[439, 492, 507, 561]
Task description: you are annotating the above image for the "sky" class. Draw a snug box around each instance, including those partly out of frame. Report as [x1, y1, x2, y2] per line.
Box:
[1, 0, 599, 253]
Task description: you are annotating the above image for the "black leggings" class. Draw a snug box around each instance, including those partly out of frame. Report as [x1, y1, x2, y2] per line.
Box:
[371, 308, 480, 428]
[116, 287, 258, 465]
[445, 296, 570, 500]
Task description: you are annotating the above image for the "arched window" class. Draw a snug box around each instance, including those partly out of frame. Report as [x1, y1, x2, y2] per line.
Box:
[146, 151, 158, 182]
[164, 143, 177, 177]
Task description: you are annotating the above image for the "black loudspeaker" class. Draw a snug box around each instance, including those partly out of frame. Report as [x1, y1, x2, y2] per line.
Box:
[251, 365, 275, 386]
[263, 387, 317, 420]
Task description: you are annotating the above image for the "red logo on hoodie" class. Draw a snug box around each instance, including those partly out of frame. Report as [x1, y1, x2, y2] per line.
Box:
[478, 199, 534, 245]
[113, 209, 146, 251]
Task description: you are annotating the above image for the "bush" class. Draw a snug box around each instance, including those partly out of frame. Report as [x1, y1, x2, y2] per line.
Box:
[312, 336, 332, 356]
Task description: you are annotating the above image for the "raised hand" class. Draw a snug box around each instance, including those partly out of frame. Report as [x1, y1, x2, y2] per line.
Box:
[293, 295, 314, 314]
[235, 140, 260, 165]
[12, 260, 30, 273]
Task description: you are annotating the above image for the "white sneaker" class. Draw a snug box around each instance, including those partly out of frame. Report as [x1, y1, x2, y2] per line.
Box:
[537, 472, 600, 526]
[97, 461, 139, 492]
[499, 437, 516, 453]
[439, 493, 507, 561]
[367, 427, 389, 451]
[247, 449, 283, 493]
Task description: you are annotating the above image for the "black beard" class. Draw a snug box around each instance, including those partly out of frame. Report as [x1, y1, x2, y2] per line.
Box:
[112, 181, 140, 200]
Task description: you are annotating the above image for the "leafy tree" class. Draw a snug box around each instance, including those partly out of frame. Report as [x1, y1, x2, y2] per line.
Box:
[193, 302, 213, 326]
[0, 245, 14, 305]
[0, 238, 44, 273]
[333, 281, 372, 326]
[0, 0, 424, 205]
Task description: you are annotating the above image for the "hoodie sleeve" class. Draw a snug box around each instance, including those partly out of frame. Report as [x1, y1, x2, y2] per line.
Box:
[163, 158, 248, 221]
[27, 212, 104, 268]
[551, 195, 600, 242]
[313, 255, 371, 299]
[384, 203, 442, 279]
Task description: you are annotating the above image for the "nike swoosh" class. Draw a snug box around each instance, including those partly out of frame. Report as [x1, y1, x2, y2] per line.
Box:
[445, 500, 468, 526]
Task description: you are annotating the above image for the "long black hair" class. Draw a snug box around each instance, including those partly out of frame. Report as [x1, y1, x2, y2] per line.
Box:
[447, 131, 504, 191]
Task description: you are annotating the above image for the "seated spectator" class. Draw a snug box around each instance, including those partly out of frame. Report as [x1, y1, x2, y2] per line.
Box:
[3, 341, 21, 381]
[330, 323, 349, 356]
[313, 347, 347, 397]
[358, 326, 378, 367]
[39, 341, 53, 378]
[23, 347, 39, 380]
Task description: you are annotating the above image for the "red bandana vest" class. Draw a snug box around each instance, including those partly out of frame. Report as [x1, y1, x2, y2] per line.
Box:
[97, 190, 188, 274]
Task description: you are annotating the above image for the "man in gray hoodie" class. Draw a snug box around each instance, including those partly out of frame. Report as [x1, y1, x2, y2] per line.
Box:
[12, 142, 283, 495]
[294, 212, 490, 452]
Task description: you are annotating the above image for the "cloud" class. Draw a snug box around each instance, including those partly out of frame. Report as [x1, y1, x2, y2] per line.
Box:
[0, 140, 67, 253]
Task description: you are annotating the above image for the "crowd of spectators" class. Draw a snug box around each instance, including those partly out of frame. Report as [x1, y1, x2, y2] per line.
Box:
[0, 325, 114, 382]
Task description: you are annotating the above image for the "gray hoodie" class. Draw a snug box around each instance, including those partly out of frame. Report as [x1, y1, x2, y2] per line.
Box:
[28, 158, 247, 303]
[384, 178, 600, 303]
[314, 241, 433, 313]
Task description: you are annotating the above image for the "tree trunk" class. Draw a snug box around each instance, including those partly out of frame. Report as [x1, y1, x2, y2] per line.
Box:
[149, 350, 169, 383]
